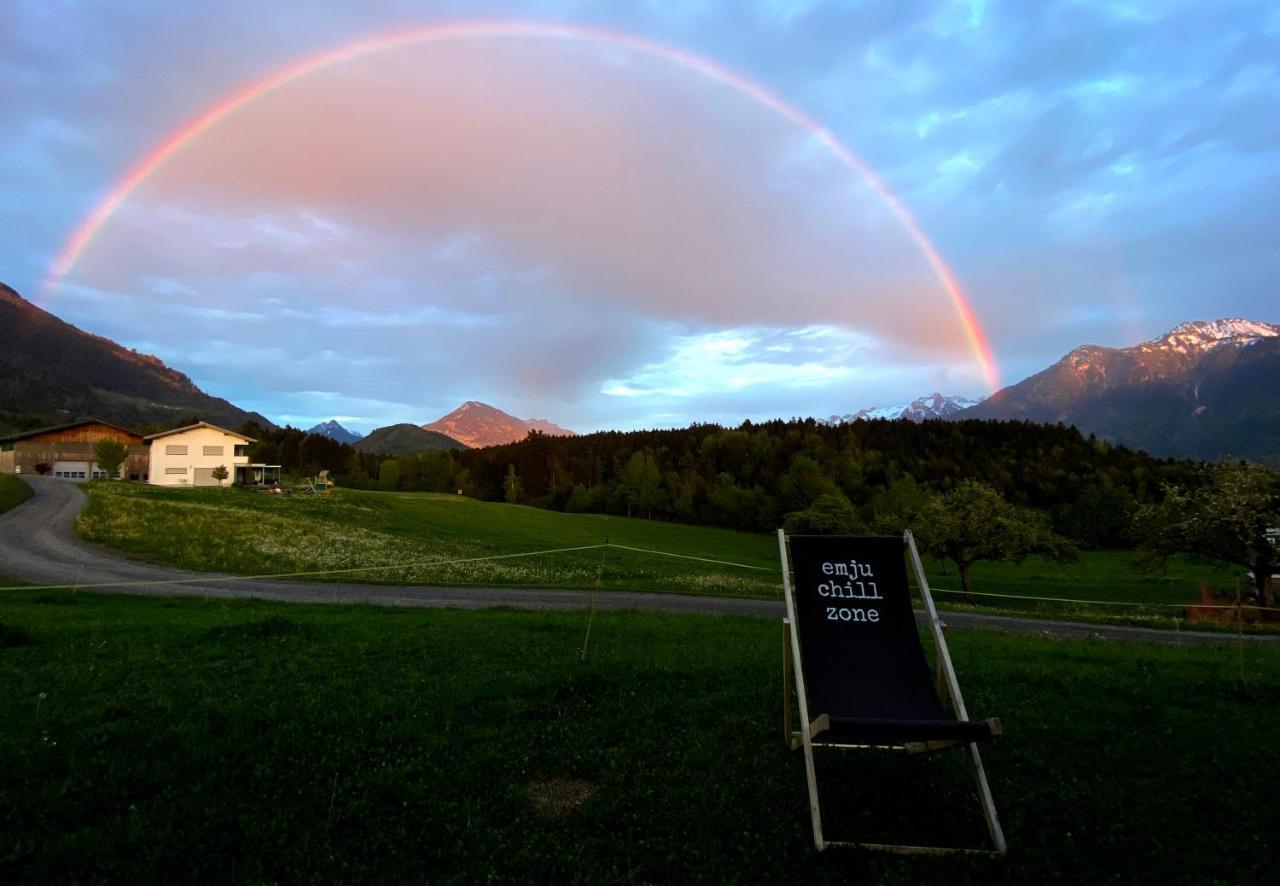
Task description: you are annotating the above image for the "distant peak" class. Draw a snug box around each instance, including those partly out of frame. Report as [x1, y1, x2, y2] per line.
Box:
[821, 392, 983, 424]
[1143, 318, 1279, 354]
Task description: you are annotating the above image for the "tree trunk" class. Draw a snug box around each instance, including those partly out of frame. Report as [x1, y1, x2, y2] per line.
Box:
[959, 561, 975, 603]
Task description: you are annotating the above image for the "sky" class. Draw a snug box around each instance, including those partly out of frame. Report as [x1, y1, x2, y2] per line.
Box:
[3, 0, 1277, 434]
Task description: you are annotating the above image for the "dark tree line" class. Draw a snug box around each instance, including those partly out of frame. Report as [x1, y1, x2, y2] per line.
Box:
[448, 419, 1203, 548]
[237, 417, 1218, 549]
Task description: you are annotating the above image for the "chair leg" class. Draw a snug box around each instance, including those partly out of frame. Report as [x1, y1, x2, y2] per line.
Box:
[782, 619, 794, 748]
[966, 742, 1007, 855]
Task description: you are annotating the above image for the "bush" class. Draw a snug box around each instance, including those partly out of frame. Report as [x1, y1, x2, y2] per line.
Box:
[783, 494, 864, 535]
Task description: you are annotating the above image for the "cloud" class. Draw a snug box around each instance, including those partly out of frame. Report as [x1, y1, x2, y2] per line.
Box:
[2, 0, 1276, 431]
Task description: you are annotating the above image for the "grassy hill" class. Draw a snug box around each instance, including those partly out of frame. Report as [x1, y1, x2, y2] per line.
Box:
[353, 423, 465, 456]
[69, 484, 1238, 615]
[1, 591, 1277, 881]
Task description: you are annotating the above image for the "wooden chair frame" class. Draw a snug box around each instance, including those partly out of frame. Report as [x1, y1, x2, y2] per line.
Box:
[778, 528, 1007, 855]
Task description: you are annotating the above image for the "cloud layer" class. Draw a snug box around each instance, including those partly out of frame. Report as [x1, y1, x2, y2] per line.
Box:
[2, 1, 1277, 431]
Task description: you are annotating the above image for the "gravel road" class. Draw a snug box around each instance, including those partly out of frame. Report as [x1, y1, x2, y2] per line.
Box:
[1, 476, 1273, 646]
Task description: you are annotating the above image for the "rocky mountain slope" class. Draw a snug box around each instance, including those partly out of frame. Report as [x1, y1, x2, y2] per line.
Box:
[306, 420, 363, 444]
[961, 318, 1280, 461]
[0, 282, 272, 435]
[423, 401, 575, 448]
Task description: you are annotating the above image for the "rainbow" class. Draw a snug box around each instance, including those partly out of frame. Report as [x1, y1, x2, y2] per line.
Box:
[42, 20, 1000, 390]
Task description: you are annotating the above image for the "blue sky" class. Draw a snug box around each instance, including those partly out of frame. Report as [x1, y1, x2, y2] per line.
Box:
[3, 0, 1277, 433]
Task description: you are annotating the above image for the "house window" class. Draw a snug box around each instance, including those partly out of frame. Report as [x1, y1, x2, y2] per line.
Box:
[166, 445, 188, 455]
[234, 445, 248, 457]
[203, 445, 224, 456]
[165, 467, 187, 475]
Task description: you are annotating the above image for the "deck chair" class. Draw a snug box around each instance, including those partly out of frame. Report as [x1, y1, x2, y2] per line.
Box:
[778, 529, 1007, 855]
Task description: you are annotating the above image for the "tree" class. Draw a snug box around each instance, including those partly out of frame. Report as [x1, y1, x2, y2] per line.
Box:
[618, 451, 662, 518]
[378, 459, 401, 491]
[210, 465, 229, 488]
[918, 480, 1078, 602]
[92, 440, 128, 480]
[503, 464, 523, 504]
[1135, 463, 1280, 608]
[783, 493, 863, 535]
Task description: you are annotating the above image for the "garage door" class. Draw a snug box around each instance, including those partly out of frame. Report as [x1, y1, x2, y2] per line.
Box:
[53, 460, 89, 479]
[193, 467, 218, 487]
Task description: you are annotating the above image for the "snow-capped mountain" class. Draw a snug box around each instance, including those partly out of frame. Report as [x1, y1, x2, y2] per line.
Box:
[822, 393, 984, 425]
[306, 420, 363, 444]
[962, 317, 1280, 461]
[1141, 318, 1280, 355]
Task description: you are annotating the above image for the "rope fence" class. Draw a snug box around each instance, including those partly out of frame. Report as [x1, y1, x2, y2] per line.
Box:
[1, 541, 1274, 626]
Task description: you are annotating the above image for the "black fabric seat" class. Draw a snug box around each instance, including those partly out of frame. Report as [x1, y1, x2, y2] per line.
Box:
[787, 535, 999, 750]
[815, 715, 997, 745]
[781, 532, 1008, 853]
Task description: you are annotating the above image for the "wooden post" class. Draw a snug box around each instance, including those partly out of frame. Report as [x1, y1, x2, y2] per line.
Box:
[579, 540, 608, 660]
[905, 530, 1007, 856]
[782, 618, 794, 747]
[779, 529, 825, 851]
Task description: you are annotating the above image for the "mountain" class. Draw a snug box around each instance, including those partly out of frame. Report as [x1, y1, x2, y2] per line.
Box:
[307, 420, 363, 444]
[353, 423, 466, 456]
[822, 393, 984, 425]
[961, 318, 1280, 461]
[0, 281, 272, 435]
[422, 401, 576, 448]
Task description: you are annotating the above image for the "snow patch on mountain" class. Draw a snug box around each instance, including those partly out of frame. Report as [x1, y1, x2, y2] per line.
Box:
[306, 420, 363, 444]
[822, 392, 984, 425]
[1141, 318, 1280, 355]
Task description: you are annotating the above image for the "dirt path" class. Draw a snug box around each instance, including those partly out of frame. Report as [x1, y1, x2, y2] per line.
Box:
[1, 477, 1273, 646]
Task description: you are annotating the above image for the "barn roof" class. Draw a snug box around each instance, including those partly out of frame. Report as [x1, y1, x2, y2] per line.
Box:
[0, 418, 143, 445]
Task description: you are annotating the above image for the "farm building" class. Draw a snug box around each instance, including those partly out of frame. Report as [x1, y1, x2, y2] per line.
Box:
[0, 419, 148, 479]
[145, 422, 255, 487]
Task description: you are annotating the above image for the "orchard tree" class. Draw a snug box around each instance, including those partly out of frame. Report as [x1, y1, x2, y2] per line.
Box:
[91, 439, 129, 479]
[503, 464, 523, 504]
[1135, 463, 1279, 608]
[210, 465, 229, 488]
[918, 480, 1078, 602]
[618, 451, 662, 518]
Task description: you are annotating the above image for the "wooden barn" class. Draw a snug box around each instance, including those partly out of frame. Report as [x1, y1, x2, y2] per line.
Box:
[0, 419, 149, 480]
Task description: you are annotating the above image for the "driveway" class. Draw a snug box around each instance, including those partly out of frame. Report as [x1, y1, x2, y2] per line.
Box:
[1, 477, 1274, 646]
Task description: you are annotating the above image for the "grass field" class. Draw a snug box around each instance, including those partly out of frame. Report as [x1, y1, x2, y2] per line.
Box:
[0, 474, 32, 515]
[1, 590, 1276, 881]
[73, 483, 1238, 613]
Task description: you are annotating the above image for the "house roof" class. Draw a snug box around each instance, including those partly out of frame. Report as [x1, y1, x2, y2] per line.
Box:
[0, 417, 143, 445]
[143, 421, 256, 443]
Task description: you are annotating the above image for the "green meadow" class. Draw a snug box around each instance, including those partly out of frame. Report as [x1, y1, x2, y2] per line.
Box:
[72, 483, 1238, 614]
[1, 590, 1276, 882]
[0, 474, 32, 515]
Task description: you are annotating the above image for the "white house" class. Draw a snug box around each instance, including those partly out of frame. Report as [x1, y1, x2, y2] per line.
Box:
[145, 422, 252, 487]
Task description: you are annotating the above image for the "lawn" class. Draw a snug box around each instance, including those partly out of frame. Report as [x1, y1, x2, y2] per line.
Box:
[0, 591, 1276, 882]
[0, 474, 32, 515]
[72, 483, 1238, 614]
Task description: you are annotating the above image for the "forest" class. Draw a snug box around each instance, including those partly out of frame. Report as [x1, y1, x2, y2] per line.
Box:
[240, 418, 1208, 549]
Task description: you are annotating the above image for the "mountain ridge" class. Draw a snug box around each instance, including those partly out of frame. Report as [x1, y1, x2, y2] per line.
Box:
[822, 392, 983, 425]
[307, 420, 363, 444]
[353, 423, 466, 456]
[423, 400, 575, 448]
[961, 316, 1280, 461]
[0, 282, 273, 435]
